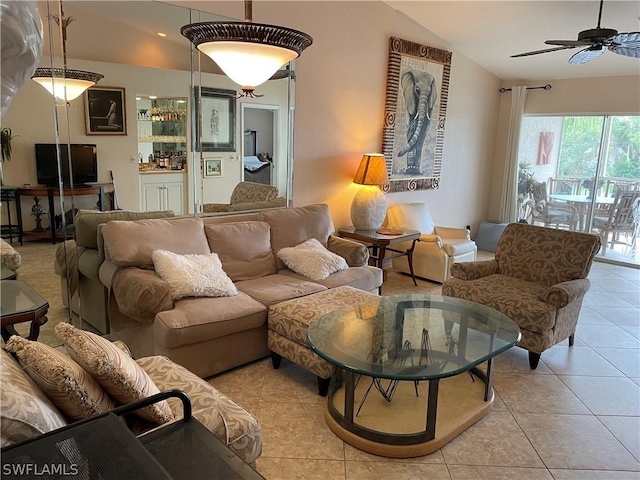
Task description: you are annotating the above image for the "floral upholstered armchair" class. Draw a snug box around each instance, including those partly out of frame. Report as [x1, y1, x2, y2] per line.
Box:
[203, 181, 285, 213]
[442, 223, 601, 369]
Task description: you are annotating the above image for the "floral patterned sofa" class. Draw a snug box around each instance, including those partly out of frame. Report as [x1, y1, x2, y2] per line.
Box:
[442, 222, 601, 369]
[203, 181, 286, 213]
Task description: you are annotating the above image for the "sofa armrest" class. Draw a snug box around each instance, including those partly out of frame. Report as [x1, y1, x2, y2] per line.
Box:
[450, 259, 499, 281]
[327, 235, 369, 267]
[540, 279, 591, 308]
[434, 226, 471, 240]
[111, 267, 174, 321]
[203, 203, 231, 213]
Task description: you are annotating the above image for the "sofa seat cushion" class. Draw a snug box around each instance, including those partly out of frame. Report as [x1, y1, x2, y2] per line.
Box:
[235, 274, 327, 308]
[136, 355, 262, 464]
[204, 221, 276, 282]
[268, 286, 381, 346]
[154, 293, 267, 349]
[1, 350, 67, 447]
[278, 266, 382, 292]
[442, 274, 555, 334]
[442, 239, 477, 257]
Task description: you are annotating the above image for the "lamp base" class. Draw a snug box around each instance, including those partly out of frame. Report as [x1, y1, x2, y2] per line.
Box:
[350, 186, 387, 231]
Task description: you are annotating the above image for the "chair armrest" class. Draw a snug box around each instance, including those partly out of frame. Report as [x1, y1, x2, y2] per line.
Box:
[111, 267, 174, 320]
[328, 235, 369, 267]
[450, 259, 499, 281]
[540, 279, 591, 308]
[202, 203, 231, 213]
[434, 226, 471, 240]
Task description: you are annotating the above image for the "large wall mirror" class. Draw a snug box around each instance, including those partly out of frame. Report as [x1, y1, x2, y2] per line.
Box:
[1, 0, 296, 338]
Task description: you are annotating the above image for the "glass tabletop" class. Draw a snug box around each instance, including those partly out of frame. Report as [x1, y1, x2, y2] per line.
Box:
[307, 294, 521, 381]
[0, 280, 49, 317]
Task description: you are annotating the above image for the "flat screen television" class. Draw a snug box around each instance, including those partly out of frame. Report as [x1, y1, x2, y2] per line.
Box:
[35, 143, 98, 187]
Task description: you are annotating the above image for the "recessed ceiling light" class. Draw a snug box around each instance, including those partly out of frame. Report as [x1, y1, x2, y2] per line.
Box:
[156, 31, 167, 38]
[148, 95, 158, 99]
[135, 97, 141, 100]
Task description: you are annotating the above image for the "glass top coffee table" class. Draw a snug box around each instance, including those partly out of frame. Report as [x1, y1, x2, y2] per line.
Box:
[307, 294, 521, 457]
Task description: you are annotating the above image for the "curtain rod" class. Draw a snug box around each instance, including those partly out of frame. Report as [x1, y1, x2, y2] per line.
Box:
[499, 84, 552, 93]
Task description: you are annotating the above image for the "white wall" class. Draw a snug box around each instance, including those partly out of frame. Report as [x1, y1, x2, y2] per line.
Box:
[184, 1, 503, 233]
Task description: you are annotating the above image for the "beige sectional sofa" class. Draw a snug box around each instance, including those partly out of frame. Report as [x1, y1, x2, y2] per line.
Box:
[98, 204, 383, 378]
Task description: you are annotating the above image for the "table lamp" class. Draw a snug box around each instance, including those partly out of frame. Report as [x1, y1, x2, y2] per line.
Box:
[350, 153, 389, 231]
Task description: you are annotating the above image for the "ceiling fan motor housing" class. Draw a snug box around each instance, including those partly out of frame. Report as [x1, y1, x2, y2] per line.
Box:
[578, 28, 618, 43]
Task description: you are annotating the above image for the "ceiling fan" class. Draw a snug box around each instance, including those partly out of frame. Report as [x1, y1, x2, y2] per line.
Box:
[511, 0, 640, 64]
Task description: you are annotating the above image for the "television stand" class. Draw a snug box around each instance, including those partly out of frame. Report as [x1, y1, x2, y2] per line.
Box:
[16, 184, 115, 244]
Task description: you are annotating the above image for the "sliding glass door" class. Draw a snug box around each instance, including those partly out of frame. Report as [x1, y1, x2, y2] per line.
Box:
[517, 115, 640, 267]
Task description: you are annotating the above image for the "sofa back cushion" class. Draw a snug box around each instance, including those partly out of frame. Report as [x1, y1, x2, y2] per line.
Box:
[75, 209, 175, 249]
[103, 217, 209, 267]
[204, 221, 276, 281]
[258, 204, 334, 270]
[1, 350, 66, 446]
[230, 182, 278, 205]
[496, 222, 601, 287]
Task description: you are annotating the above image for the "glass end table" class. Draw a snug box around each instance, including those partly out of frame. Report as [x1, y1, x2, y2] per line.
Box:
[1, 280, 49, 342]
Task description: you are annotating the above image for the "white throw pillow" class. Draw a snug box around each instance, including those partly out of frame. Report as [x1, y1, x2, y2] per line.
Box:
[277, 238, 348, 282]
[152, 250, 237, 299]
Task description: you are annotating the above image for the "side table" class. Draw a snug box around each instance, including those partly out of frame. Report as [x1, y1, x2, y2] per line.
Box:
[0, 280, 49, 342]
[0, 186, 23, 245]
[338, 227, 421, 286]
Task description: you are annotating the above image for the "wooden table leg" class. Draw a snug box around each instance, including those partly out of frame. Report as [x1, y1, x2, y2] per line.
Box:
[406, 239, 419, 286]
[28, 315, 48, 341]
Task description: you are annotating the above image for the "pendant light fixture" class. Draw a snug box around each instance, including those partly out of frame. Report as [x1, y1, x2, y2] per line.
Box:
[181, 0, 312, 97]
[32, 9, 103, 102]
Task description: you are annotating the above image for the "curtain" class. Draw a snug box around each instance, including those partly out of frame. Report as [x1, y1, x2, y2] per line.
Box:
[499, 86, 528, 223]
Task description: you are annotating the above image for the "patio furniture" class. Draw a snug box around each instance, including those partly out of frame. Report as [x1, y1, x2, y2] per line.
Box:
[592, 189, 640, 254]
[442, 222, 601, 369]
[548, 177, 581, 196]
[531, 182, 578, 230]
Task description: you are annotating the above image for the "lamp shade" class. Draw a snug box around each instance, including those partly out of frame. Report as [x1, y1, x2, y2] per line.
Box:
[353, 154, 389, 186]
[181, 22, 312, 94]
[32, 67, 103, 101]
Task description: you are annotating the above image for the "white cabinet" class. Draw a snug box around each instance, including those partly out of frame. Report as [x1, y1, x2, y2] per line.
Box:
[140, 173, 185, 214]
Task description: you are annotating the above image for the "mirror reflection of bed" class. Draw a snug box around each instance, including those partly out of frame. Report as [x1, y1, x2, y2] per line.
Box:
[243, 130, 272, 185]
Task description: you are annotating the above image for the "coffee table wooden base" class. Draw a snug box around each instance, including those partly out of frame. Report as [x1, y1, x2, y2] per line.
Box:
[324, 373, 493, 458]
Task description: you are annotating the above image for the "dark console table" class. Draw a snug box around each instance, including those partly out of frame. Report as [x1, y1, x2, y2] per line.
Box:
[16, 184, 114, 244]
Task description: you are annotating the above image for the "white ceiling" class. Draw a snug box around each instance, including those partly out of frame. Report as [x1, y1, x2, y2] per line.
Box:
[386, 1, 640, 81]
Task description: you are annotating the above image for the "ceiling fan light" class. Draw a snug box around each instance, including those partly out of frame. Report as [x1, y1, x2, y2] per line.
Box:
[198, 41, 298, 89]
[32, 67, 104, 101]
[181, 21, 312, 91]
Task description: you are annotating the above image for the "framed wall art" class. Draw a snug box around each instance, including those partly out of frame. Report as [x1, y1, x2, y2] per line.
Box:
[84, 86, 127, 135]
[382, 37, 452, 192]
[195, 87, 236, 152]
[204, 158, 222, 177]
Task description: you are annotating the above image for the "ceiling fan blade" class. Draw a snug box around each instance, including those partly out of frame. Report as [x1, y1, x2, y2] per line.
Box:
[609, 45, 640, 58]
[569, 46, 605, 64]
[545, 39, 593, 47]
[511, 46, 578, 58]
[610, 31, 640, 48]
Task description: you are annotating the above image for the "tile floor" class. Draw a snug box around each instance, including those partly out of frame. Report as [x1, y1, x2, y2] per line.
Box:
[208, 260, 640, 480]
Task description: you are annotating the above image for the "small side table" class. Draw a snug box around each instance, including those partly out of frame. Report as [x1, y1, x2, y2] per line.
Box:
[0, 280, 49, 342]
[0, 186, 23, 245]
[338, 227, 421, 286]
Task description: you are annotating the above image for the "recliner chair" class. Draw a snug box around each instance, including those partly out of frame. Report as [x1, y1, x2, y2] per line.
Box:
[385, 203, 477, 283]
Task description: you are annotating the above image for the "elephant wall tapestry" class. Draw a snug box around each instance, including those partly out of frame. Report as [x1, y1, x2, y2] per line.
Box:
[382, 37, 452, 192]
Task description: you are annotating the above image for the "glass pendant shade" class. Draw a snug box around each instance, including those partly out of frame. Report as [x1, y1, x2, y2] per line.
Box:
[32, 67, 103, 101]
[181, 21, 312, 93]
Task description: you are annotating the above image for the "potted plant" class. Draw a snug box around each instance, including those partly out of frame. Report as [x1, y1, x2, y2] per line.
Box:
[0, 128, 17, 186]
